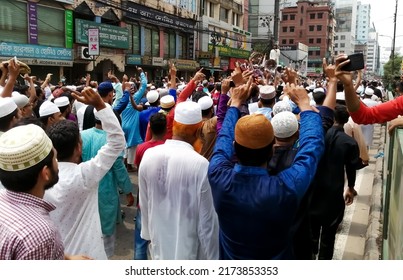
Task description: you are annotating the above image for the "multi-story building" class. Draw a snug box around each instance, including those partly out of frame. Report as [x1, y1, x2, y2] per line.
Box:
[333, 0, 357, 55]
[279, 0, 336, 77]
[198, 0, 251, 78]
[356, 2, 370, 43]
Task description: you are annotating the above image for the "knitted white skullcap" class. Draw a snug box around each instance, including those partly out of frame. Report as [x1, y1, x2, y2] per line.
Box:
[313, 87, 325, 93]
[54, 96, 69, 107]
[259, 85, 276, 100]
[271, 111, 299, 139]
[39, 101, 60, 117]
[365, 87, 374, 96]
[146, 90, 159, 104]
[11, 92, 30, 109]
[0, 97, 18, 118]
[197, 96, 213, 110]
[272, 100, 292, 116]
[174, 101, 202, 125]
[160, 95, 175, 109]
[0, 124, 53, 171]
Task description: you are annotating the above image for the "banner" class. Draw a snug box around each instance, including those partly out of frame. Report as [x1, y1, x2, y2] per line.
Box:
[88, 28, 99, 56]
[27, 2, 38, 44]
[65, 10, 73, 48]
[0, 42, 73, 61]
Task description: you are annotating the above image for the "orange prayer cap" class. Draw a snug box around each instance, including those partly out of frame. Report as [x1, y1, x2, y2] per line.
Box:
[235, 114, 274, 149]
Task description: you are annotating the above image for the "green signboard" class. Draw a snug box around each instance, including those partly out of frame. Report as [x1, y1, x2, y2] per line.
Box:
[65, 10, 73, 49]
[208, 44, 250, 59]
[75, 19, 129, 49]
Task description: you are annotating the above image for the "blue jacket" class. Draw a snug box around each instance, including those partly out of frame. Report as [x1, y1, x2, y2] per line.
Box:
[208, 107, 325, 259]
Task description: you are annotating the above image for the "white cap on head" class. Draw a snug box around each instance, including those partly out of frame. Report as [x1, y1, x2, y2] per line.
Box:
[160, 95, 175, 109]
[365, 87, 374, 96]
[273, 100, 292, 116]
[146, 90, 159, 103]
[174, 101, 202, 125]
[336, 91, 345, 101]
[158, 88, 168, 97]
[271, 111, 299, 138]
[54, 96, 69, 107]
[11, 92, 29, 109]
[313, 87, 325, 94]
[197, 96, 213, 110]
[0, 97, 18, 117]
[259, 85, 276, 100]
[39, 100, 60, 117]
[0, 124, 53, 171]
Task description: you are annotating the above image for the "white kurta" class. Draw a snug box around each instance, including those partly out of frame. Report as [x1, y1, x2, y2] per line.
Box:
[44, 107, 126, 260]
[361, 98, 380, 147]
[139, 139, 219, 260]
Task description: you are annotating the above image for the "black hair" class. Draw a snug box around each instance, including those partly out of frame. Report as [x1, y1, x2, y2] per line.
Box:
[202, 107, 213, 118]
[260, 98, 276, 106]
[149, 113, 167, 136]
[192, 91, 208, 103]
[215, 83, 222, 91]
[334, 105, 349, 125]
[13, 116, 45, 129]
[0, 108, 19, 132]
[397, 81, 403, 93]
[58, 105, 69, 114]
[313, 91, 326, 105]
[0, 149, 54, 193]
[47, 120, 80, 161]
[234, 141, 273, 167]
[39, 115, 52, 127]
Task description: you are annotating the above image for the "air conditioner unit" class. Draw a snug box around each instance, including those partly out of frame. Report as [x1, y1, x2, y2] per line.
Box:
[79, 46, 92, 60]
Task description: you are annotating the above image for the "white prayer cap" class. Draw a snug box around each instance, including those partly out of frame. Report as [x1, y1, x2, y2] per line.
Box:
[11, 92, 29, 109]
[259, 85, 276, 100]
[174, 101, 202, 125]
[150, 85, 156, 90]
[39, 100, 60, 117]
[313, 87, 325, 93]
[0, 124, 53, 171]
[0, 97, 18, 117]
[158, 88, 168, 97]
[273, 100, 292, 116]
[271, 111, 299, 139]
[356, 85, 364, 94]
[336, 91, 345, 101]
[54, 96, 69, 107]
[146, 90, 159, 103]
[365, 87, 374, 96]
[197, 96, 213, 110]
[306, 84, 315, 91]
[160, 95, 175, 109]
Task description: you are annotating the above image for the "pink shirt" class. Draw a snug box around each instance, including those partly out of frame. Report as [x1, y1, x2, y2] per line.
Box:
[0, 190, 64, 259]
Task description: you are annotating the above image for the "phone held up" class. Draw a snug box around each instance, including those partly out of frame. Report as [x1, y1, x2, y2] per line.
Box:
[340, 53, 365, 72]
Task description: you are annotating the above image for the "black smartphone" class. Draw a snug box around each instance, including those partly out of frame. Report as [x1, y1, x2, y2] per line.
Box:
[229, 80, 236, 88]
[341, 53, 365, 71]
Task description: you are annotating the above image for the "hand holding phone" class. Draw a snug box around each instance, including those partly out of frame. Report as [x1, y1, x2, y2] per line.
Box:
[340, 53, 364, 72]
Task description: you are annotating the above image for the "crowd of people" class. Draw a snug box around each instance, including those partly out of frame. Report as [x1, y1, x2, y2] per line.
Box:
[0, 53, 400, 260]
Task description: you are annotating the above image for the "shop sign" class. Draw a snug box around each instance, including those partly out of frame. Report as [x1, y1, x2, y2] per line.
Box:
[152, 57, 165, 67]
[65, 10, 74, 48]
[168, 59, 199, 70]
[126, 55, 142, 65]
[75, 19, 129, 49]
[208, 44, 250, 59]
[0, 42, 73, 60]
[27, 2, 38, 44]
[142, 55, 152, 65]
[125, 2, 195, 31]
[198, 52, 212, 59]
[0, 57, 73, 67]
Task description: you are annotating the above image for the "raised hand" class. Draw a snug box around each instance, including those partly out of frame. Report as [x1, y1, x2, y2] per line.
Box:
[230, 75, 253, 107]
[192, 68, 205, 83]
[286, 83, 311, 111]
[334, 54, 353, 85]
[323, 57, 337, 82]
[72, 87, 106, 111]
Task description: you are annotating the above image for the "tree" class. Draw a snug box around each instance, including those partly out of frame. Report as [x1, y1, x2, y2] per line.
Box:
[383, 55, 402, 88]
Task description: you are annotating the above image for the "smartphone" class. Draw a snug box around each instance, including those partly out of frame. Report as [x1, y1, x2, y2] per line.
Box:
[341, 53, 365, 71]
[229, 81, 236, 88]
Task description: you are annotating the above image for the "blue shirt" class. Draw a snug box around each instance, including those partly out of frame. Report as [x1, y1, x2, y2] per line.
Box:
[208, 107, 325, 259]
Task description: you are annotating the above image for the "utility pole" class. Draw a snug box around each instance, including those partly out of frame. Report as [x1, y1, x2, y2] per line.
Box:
[273, 0, 280, 44]
[391, 0, 398, 79]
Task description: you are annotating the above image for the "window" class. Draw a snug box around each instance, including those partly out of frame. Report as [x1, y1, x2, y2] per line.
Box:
[308, 50, 313, 55]
[301, 6, 304, 13]
[316, 38, 321, 43]
[300, 18, 303, 25]
[310, 13, 315, 19]
[220, 7, 229, 22]
[317, 25, 322, 31]
[316, 50, 320, 56]
[144, 28, 152, 56]
[282, 39, 287, 44]
[309, 25, 314, 31]
[232, 12, 239, 26]
[335, 43, 338, 48]
[209, 2, 215, 18]
[335, 36, 338, 40]
[341, 35, 346, 40]
[283, 27, 287, 32]
[290, 26, 295, 32]
[290, 14, 295, 20]
[203, 0, 207, 16]
[282, 14, 288, 20]
[340, 43, 345, 47]
[152, 29, 159, 57]
[309, 38, 314, 43]
[132, 24, 140, 55]
[38, 6, 65, 47]
[169, 33, 176, 58]
[318, 13, 323, 19]
[289, 39, 294, 44]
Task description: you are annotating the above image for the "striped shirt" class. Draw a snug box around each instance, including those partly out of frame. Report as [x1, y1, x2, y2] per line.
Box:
[0, 190, 64, 260]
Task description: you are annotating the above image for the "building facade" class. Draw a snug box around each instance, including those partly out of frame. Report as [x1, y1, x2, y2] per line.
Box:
[334, 0, 357, 56]
[279, 0, 335, 77]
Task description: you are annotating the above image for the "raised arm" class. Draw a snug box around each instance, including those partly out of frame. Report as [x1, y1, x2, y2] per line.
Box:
[0, 58, 20, 98]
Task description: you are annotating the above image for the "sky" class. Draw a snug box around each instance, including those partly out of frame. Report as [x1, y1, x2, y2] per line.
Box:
[366, 0, 403, 48]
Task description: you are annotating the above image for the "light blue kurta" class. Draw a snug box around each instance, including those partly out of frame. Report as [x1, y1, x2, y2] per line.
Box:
[121, 72, 147, 147]
[81, 127, 133, 235]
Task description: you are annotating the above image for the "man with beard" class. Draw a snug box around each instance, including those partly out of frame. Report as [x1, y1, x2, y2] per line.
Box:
[0, 125, 89, 260]
[139, 101, 219, 259]
[44, 87, 125, 259]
